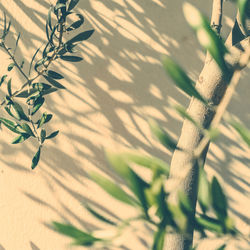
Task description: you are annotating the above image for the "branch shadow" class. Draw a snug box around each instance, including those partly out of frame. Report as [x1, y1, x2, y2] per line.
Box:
[0, 0, 249, 249]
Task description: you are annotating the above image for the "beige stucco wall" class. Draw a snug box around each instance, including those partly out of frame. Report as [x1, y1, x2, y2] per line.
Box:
[0, 0, 249, 249]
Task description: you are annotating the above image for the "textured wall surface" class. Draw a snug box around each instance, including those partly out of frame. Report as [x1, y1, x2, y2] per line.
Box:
[0, 0, 249, 249]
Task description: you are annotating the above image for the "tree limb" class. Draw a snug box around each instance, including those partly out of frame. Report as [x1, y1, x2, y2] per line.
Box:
[165, 2, 250, 249]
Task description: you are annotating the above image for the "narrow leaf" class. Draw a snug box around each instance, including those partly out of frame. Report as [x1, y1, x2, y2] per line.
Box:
[52, 222, 101, 246]
[14, 32, 20, 54]
[12, 102, 29, 121]
[33, 82, 52, 92]
[31, 97, 45, 115]
[211, 177, 228, 221]
[12, 133, 30, 144]
[66, 14, 84, 31]
[40, 129, 46, 144]
[60, 55, 83, 62]
[31, 147, 41, 169]
[198, 167, 211, 213]
[29, 45, 42, 76]
[174, 105, 200, 128]
[47, 70, 64, 79]
[46, 130, 59, 139]
[183, 3, 228, 71]
[7, 79, 12, 96]
[230, 120, 250, 146]
[37, 113, 53, 128]
[216, 244, 226, 250]
[152, 228, 165, 250]
[238, 0, 250, 33]
[115, 151, 170, 177]
[54, 3, 66, 11]
[0, 117, 23, 134]
[162, 56, 207, 104]
[195, 214, 223, 234]
[15, 88, 38, 98]
[67, 30, 94, 44]
[7, 63, 15, 72]
[84, 204, 116, 225]
[20, 123, 35, 136]
[149, 119, 177, 151]
[43, 76, 66, 89]
[0, 75, 7, 86]
[89, 171, 137, 206]
[106, 152, 150, 215]
[68, 0, 80, 11]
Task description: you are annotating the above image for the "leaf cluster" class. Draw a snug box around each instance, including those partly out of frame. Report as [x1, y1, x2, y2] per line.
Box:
[0, 0, 94, 169]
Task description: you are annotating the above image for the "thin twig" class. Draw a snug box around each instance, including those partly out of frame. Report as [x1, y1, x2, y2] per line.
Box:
[211, 0, 223, 35]
[1, 42, 29, 81]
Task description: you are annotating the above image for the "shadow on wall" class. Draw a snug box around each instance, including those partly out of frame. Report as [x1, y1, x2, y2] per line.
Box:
[0, 0, 249, 249]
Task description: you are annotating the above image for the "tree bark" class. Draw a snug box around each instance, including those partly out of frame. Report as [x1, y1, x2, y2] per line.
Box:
[165, 14, 250, 250]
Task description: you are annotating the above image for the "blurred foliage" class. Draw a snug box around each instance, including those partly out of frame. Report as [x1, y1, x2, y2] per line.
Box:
[51, 2, 250, 250]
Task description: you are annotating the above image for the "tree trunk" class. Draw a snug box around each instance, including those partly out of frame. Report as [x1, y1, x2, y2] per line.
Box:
[165, 17, 250, 250]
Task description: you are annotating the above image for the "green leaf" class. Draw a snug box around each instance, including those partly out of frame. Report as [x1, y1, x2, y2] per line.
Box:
[0, 75, 7, 86]
[54, 3, 66, 11]
[47, 6, 53, 30]
[47, 70, 64, 79]
[238, 0, 250, 33]
[15, 88, 38, 98]
[149, 119, 178, 151]
[60, 55, 83, 62]
[0, 117, 23, 134]
[195, 214, 223, 234]
[84, 203, 116, 225]
[12, 133, 30, 144]
[46, 130, 59, 139]
[168, 203, 188, 232]
[230, 120, 250, 146]
[31, 146, 41, 169]
[37, 113, 53, 128]
[106, 152, 150, 215]
[31, 96, 45, 115]
[20, 123, 35, 136]
[183, 3, 228, 72]
[216, 244, 226, 250]
[12, 102, 29, 121]
[43, 76, 66, 89]
[89, 171, 137, 206]
[29, 45, 42, 76]
[58, 43, 78, 55]
[32, 82, 52, 92]
[34, 58, 47, 72]
[14, 32, 20, 54]
[40, 129, 46, 144]
[152, 228, 165, 250]
[162, 56, 207, 104]
[68, 0, 80, 11]
[198, 167, 211, 213]
[40, 87, 58, 96]
[7, 78, 12, 96]
[52, 222, 101, 246]
[211, 177, 228, 221]
[174, 105, 200, 128]
[66, 14, 84, 31]
[67, 30, 94, 45]
[178, 191, 193, 215]
[5, 106, 21, 121]
[113, 151, 169, 177]
[7, 63, 15, 72]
